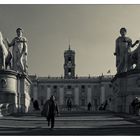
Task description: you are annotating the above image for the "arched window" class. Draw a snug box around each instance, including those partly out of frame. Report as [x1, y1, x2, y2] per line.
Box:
[67, 85, 72, 89]
[81, 85, 85, 92]
[68, 57, 72, 62]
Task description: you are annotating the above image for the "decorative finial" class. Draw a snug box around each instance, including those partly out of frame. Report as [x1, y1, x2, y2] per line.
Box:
[68, 39, 71, 50]
[69, 44, 71, 50]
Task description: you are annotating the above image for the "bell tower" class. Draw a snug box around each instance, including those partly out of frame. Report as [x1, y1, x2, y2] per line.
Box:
[64, 44, 75, 79]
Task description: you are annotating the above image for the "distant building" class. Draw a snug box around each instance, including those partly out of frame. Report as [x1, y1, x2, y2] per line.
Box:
[30, 45, 113, 111]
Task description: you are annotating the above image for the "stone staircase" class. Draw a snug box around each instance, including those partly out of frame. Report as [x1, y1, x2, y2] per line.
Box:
[8, 104, 111, 117]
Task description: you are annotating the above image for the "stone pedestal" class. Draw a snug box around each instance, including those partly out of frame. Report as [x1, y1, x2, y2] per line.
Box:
[18, 73, 31, 113]
[112, 69, 140, 113]
[0, 70, 18, 114]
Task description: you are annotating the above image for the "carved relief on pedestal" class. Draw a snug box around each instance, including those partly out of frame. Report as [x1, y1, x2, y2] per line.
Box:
[0, 78, 7, 88]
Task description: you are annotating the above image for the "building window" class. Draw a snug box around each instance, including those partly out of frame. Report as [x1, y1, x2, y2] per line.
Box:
[81, 85, 85, 89]
[68, 68, 71, 72]
[53, 85, 57, 92]
[53, 85, 57, 89]
[67, 85, 72, 89]
[68, 57, 72, 62]
[81, 85, 85, 92]
[81, 99, 85, 106]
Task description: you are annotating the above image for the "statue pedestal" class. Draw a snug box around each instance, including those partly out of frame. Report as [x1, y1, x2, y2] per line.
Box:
[17, 73, 31, 113]
[0, 70, 18, 114]
[112, 69, 140, 113]
[0, 70, 31, 115]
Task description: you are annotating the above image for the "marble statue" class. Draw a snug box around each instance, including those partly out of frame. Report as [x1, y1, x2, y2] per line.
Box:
[130, 42, 140, 69]
[7, 28, 28, 73]
[114, 28, 139, 73]
[0, 32, 12, 69]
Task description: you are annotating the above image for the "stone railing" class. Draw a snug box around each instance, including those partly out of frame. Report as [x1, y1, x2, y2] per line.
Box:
[37, 75, 113, 79]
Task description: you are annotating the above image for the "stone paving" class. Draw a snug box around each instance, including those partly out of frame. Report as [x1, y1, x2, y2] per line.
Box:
[0, 112, 140, 135]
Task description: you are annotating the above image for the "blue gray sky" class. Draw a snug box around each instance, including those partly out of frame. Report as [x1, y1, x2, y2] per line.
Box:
[0, 5, 140, 76]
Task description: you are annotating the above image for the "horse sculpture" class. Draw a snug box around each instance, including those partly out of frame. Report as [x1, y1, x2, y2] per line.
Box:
[0, 32, 12, 69]
[129, 42, 140, 70]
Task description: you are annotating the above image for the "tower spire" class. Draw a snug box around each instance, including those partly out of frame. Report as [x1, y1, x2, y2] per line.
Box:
[69, 44, 70, 50]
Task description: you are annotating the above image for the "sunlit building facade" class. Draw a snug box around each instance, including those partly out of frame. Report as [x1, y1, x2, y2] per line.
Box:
[30, 46, 113, 111]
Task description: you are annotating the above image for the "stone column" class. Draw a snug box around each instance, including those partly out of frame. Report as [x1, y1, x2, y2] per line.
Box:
[46, 86, 51, 100]
[92, 85, 96, 111]
[100, 85, 105, 104]
[59, 86, 64, 105]
[87, 85, 92, 103]
[19, 74, 31, 113]
[17, 77, 20, 113]
[74, 86, 79, 105]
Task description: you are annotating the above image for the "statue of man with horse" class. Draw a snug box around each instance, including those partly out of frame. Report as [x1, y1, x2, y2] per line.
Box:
[0, 28, 28, 74]
[114, 28, 140, 74]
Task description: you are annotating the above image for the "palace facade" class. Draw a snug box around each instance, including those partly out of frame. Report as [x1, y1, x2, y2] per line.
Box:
[30, 46, 113, 111]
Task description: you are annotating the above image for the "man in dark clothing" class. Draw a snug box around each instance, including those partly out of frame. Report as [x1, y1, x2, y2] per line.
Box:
[131, 99, 136, 114]
[67, 98, 72, 111]
[88, 102, 92, 111]
[33, 100, 40, 110]
[134, 97, 140, 116]
[43, 95, 59, 129]
[103, 100, 108, 110]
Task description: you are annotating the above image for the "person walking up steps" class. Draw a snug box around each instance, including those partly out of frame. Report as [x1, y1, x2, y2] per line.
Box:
[42, 95, 59, 129]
